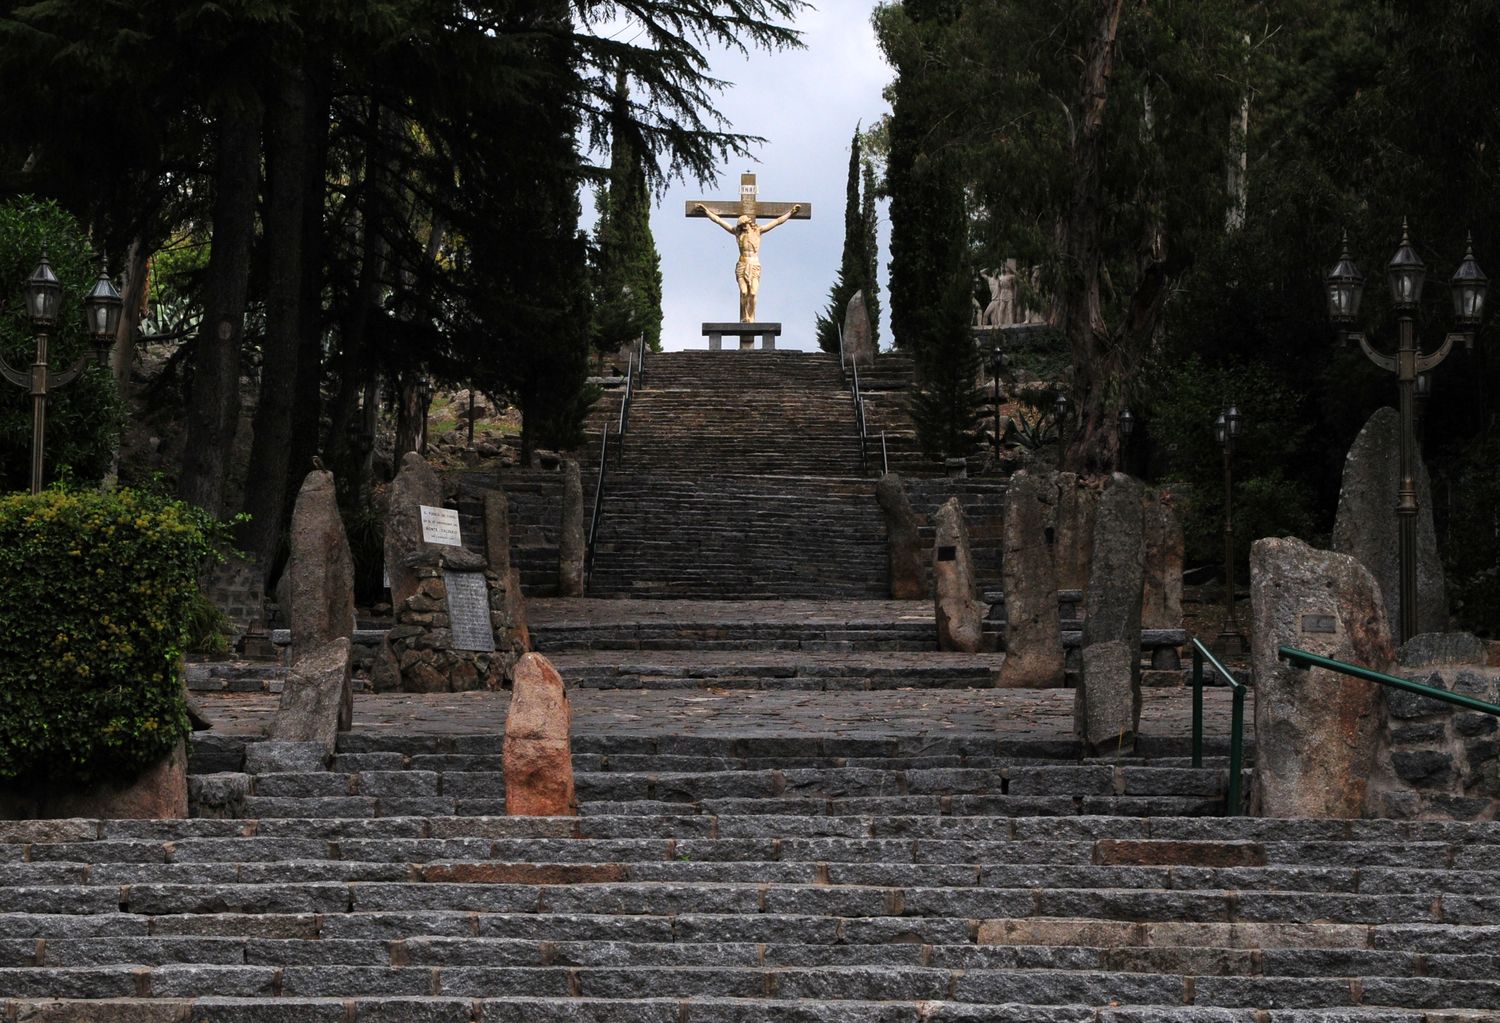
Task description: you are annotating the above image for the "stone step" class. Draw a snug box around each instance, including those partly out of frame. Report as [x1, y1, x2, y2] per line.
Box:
[1, 964, 1498, 1011]
[3, 997, 1492, 1023]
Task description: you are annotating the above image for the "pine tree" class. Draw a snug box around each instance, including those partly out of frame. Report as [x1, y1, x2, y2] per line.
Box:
[814, 130, 869, 354]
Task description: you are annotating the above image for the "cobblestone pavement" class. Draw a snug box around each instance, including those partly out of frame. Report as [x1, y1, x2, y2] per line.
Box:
[195, 685, 1243, 748]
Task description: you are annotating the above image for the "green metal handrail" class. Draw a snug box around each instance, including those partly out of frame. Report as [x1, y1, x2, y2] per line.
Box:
[1190, 637, 1247, 816]
[1277, 645, 1500, 717]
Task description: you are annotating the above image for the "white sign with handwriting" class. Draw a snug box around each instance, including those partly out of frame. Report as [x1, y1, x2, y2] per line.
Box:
[419, 505, 463, 547]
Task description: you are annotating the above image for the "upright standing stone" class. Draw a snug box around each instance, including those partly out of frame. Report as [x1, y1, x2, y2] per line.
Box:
[1052, 473, 1097, 592]
[1076, 473, 1147, 751]
[932, 498, 986, 653]
[504, 652, 576, 816]
[1141, 489, 1184, 631]
[385, 451, 443, 613]
[1332, 406, 1448, 635]
[843, 290, 875, 368]
[1250, 536, 1392, 818]
[875, 473, 926, 599]
[269, 637, 353, 751]
[998, 472, 1064, 688]
[286, 469, 356, 665]
[485, 487, 531, 651]
[558, 459, 585, 598]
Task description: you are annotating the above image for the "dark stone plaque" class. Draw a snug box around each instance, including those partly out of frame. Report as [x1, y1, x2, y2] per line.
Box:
[937, 546, 957, 562]
[1301, 614, 1338, 635]
[444, 570, 495, 652]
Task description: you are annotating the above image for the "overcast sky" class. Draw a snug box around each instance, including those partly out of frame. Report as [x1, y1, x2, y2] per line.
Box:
[582, 0, 894, 352]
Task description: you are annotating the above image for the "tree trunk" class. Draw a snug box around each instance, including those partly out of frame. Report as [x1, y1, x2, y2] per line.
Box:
[287, 54, 333, 511]
[393, 376, 423, 456]
[241, 62, 310, 569]
[178, 104, 261, 516]
[1058, 0, 1124, 475]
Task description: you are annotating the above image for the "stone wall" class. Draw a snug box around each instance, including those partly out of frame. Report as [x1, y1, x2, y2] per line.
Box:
[381, 565, 524, 692]
[203, 556, 265, 648]
[1367, 634, 1500, 820]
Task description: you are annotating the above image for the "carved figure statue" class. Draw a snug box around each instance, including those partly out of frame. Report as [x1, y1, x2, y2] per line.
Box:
[981, 266, 1018, 327]
[695, 202, 801, 323]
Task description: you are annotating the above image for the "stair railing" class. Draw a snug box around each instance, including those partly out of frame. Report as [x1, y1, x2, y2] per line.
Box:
[1190, 636, 1248, 816]
[880, 430, 889, 476]
[585, 335, 645, 590]
[584, 426, 611, 590]
[840, 321, 869, 473]
[1277, 645, 1500, 717]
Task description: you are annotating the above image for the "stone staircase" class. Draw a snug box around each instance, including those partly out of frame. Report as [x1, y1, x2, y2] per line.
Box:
[6, 722, 1500, 1019]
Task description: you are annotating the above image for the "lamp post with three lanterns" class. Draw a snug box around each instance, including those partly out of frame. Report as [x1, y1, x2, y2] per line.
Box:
[1325, 223, 1487, 643]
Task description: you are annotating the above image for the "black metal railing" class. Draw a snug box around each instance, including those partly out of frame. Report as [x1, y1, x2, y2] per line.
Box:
[1277, 645, 1500, 717]
[840, 323, 870, 473]
[1190, 637, 1248, 816]
[584, 335, 646, 589]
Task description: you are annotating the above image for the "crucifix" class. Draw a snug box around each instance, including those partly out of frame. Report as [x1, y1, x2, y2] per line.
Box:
[686, 173, 812, 323]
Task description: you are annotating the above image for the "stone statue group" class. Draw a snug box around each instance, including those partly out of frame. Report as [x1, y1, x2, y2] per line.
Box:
[976, 260, 1047, 328]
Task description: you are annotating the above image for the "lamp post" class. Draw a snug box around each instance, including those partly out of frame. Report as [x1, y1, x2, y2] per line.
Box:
[1053, 392, 1069, 467]
[1325, 223, 1487, 643]
[988, 348, 1005, 461]
[1118, 407, 1136, 475]
[0, 252, 122, 493]
[1214, 405, 1246, 656]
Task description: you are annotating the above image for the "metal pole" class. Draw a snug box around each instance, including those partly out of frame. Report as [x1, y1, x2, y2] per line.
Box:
[992, 370, 1001, 461]
[1395, 314, 1419, 644]
[1217, 440, 1243, 654]
[1191, 645, 1204, 769]
[1228, 686, 1245, 816]
[29, 333, 48, 495]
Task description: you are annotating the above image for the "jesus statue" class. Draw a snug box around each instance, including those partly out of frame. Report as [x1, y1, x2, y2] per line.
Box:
[693, 202, 802, 323]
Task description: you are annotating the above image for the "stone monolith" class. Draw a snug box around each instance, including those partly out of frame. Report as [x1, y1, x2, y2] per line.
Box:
[1250, 536, 1392, 818]
[384, 451, 443, 612]
[504, 652, 576, 816]
[1332, 406, 1447, 635]
[558, 460, 585, 597]
[269, 637, 353, 752]
[998, 472, 1064, 687]
[286, 469, 356, 664]
[933, 498, 985, 653]
[875, 473, 926, 599]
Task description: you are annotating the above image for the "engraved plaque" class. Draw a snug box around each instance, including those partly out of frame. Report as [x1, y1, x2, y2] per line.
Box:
[937, 546, 957, 562]
[444, 570, 495, 652]
[420, 505, 463, 546]
[1301, 614, 1338, 635]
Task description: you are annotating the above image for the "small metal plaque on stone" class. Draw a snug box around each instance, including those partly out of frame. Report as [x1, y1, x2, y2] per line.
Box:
[937, 546, 957, 562]
[1301, 614, 1338, 635]
[443, 570, 495, 652]
[420, 505, 463, 547]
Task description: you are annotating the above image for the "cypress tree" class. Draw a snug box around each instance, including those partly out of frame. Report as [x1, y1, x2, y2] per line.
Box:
[594, 69, 664, 355]
[814, 130, 868, 354]
[860, 155, 881, 350]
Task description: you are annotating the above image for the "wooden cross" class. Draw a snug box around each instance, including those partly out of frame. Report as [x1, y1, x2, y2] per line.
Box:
[683, 172, 812, 224]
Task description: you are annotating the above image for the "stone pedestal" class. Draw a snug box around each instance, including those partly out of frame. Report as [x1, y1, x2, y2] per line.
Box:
[702, 322, 781, 351]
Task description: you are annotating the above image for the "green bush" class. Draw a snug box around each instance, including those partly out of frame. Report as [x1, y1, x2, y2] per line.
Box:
[0, 197, 123, 491]
[0, 488, 228, 787]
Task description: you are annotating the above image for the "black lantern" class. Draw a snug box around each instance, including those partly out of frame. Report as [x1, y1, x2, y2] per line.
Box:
[24, 250, 63, 331]
[1225, 405, 1243, 439]
[1119, 408, 1136, 437]
[1415, 372, 1432, 399]
[417, 375, 434, 404]
[83, 266, 123, 362]
[1053, 393, 1068, 419]
[1214, 412, 1227, 447]
[1387, 220, 1425, 309]
[1326, 232, 1365, 324]
[989, 348, 1005, 378]
[1450, 233, 1488, 327]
